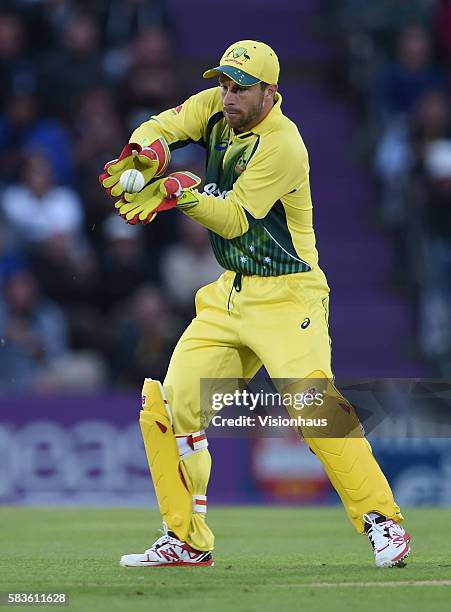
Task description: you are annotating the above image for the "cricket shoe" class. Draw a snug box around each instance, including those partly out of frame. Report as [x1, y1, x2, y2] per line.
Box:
[364, 514, 411, 568]
[119, 523, 214, 567]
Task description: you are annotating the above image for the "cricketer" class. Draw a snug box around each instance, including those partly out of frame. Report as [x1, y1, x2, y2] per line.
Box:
[100, 40, 411, 568]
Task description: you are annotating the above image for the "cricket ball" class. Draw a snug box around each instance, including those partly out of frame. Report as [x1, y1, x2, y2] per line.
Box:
[119, 169, 145, 193]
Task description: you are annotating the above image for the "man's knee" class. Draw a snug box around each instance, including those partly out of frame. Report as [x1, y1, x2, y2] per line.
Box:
[162, 377, 204, 434]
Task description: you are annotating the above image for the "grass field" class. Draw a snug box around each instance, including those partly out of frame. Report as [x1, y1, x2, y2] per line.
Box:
[0, 507, 450, 611]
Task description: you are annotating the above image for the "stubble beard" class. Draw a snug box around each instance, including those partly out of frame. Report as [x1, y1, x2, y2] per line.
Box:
[224, 94, 265, 132]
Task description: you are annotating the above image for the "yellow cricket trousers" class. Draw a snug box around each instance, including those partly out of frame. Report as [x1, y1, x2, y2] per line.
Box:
[162, 268, 402, 550]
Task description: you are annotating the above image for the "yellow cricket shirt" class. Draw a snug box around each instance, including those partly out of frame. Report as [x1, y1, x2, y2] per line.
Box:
[131, 87, 324, 277]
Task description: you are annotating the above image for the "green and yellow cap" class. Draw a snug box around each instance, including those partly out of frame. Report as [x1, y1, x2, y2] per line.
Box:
[203, 40, 279, 86]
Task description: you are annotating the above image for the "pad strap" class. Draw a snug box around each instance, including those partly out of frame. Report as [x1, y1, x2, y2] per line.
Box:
[193, 495, 207, 514]
[176, 431, 208, 460]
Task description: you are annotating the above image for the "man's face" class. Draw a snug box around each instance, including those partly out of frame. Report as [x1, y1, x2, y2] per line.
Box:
[219, 76, 266, 132]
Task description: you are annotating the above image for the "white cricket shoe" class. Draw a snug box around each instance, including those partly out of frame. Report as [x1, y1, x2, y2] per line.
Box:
[364, 514, 411, 568]
[120, 523, 213, 568]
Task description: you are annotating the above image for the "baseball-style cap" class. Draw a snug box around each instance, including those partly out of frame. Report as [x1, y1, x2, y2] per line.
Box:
[203, 40, 279, 86]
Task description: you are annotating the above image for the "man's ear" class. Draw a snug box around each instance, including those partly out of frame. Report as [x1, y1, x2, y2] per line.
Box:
[266, 83, 278, 99]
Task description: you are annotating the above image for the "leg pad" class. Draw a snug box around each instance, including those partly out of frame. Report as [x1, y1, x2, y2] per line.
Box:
[140, 378, 192, 539]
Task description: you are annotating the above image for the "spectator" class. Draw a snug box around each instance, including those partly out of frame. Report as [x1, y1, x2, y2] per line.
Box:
[0, 10, 36, 105]
[415, 140, 451, 370]
[381, 25, 445, 119]
[72, 88, 125, 232]
[2, 150, 83, 248]
[28, 231, 104, 357]
[34, 351, 108, 391]
[374, 90, 451, 226]
[39, 12, 107, 119]
[119, 27, 177, 128]
[422, 140, 451, 238]
[100, 0, 171, 81]
[30, 231, 101, 310]
[0, 225, 25, 288]
[99, 214, 159, 311]
[0, 2, 191, 390]
[0, 91, 74, 185]
[22, 0, 81, 55]
[73, 88, 124, 169]
[435, 0, 451, 60]
[109, 285, 180, 386]
[410, 90, 451, 160]
[102, 0, 169, 47]
[161, 215, 224, 316]
[0, 268, 68, 390]
[338, 1, 435, 43]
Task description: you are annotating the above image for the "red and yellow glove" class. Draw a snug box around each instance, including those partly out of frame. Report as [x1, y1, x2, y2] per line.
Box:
[115, 171, 201, 225]
[99, 138, 170, 197]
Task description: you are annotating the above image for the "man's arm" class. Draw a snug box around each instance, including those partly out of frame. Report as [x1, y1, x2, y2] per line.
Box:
[179, 136, 310, 239]
[100, 88, 220, 197]
[130, 88, 220, 150]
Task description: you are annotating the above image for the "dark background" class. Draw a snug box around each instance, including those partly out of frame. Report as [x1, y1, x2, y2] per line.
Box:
[1, 0, 450, 394]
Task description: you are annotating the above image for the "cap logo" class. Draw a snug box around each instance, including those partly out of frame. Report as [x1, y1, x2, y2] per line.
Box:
[225, 46, 251, 66]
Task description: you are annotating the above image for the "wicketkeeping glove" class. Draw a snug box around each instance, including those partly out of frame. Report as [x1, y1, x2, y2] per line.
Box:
[115, 171, 201, 225]
[99, 138, 170, 197]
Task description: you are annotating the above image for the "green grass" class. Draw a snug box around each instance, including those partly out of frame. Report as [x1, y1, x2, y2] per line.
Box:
[0, 507, 450, 611]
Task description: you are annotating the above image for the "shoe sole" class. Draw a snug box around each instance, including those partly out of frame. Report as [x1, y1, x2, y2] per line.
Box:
[378, 542, 411, 568]
[120, 560, 214, 568]
[389, 545, 411, 568]
[391, 531, 412, 568]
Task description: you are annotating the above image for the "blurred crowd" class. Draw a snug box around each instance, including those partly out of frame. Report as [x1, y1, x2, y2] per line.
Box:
[1, 1, 450, 393]
[330, 0, 451, 375]
[0, 0, 221, 392]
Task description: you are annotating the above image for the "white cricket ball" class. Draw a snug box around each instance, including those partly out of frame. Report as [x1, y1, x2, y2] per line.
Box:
[119, 169, 145, 193]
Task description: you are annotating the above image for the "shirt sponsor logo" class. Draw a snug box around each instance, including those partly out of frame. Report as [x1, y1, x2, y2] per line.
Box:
[203, 183, 231, 198]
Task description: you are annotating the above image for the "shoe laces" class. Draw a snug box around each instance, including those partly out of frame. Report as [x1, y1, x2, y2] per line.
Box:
[145, 522, 180, 553]
[363, 514, 389, 550]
